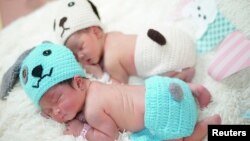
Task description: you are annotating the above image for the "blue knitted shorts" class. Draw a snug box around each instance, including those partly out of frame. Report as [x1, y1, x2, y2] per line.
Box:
[130, 76, 198, 141]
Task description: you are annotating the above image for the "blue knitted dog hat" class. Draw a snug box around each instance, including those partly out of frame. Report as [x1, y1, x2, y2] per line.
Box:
[19, 42, 86, 107]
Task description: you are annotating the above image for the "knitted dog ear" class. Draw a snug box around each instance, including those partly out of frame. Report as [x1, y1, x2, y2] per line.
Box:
[0, 48, 34, 100]
[87, 0, 100, 20]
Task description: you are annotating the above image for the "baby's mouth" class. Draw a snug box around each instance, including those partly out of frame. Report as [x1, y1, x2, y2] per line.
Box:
[83, 58, 93, 65]
[87, 58, 92, 64]
[57, 114, 66, 123]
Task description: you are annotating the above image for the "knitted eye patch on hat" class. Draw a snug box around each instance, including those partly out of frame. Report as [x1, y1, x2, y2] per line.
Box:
[19, 42, 86, 107]
[53, 0, 103, 44]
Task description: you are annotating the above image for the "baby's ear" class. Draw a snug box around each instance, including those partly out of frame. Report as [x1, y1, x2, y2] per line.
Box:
[91, 26, 103, 39]
[72, 75, 85, 90]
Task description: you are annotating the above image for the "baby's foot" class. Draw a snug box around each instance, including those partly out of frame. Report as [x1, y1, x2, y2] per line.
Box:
[188, 83, 212, 109]
[185, 114, 221, 141]
[164, 67, 195, 82]
[169, 114, 221, 141]
[179, 67, 195, 82]
[64, 119, 84, 137]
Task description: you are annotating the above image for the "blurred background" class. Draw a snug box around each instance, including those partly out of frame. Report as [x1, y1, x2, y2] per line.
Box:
[0, 0, 49, 30]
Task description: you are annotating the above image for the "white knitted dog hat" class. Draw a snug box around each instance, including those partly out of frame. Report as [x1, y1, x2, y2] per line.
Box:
[53, 0, 103, 44]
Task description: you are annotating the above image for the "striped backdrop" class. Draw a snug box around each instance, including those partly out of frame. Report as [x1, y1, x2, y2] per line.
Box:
[208, 31, 250, 81]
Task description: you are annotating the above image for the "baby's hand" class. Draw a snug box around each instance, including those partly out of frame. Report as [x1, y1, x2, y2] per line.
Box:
[75, 112, 86, 122]
[84, 64, 103, 78]
[64, 119, 84, 137]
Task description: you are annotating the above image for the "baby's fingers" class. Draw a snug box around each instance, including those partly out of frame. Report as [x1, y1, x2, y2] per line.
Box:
[63, 127, 72, 135]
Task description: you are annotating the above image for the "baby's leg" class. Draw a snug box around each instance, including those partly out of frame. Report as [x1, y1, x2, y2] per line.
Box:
[176, 68, 195, 82]
[169, 114, 221, 141]
[162, 68, 195, 82]
[184, 114, 221, 141]
[188, 83, 212, 109]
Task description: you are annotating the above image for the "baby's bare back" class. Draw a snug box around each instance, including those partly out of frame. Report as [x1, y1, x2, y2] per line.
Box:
[86, 82, 145, 132]
[103, 32, 137, 82]
[108, 84, 145, 132]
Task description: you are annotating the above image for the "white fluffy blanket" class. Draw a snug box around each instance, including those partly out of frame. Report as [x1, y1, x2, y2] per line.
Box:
[0, 0, 250, 141]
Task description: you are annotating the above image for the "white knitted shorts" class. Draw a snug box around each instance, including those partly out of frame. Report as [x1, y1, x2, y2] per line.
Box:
[134, 25, 196, 77]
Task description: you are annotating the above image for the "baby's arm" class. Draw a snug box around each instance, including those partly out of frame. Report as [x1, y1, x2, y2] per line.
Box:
[64, 110, 119, 141]
[106, 60, 129, 84]
[64, 119, 84, 137]
[83, 64, 120, 83]
[85, 109, 119, 141]
[63, 112, 86, 137]
[84, 64, 104, 79]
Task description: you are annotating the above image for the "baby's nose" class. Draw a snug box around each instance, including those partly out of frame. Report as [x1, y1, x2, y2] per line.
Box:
[53, 107, 61, 115]
[77, 52, 85, 59]
[77, 54, 89, 64]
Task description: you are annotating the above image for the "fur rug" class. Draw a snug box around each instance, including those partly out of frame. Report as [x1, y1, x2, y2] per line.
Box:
[0, 0, 250, 141]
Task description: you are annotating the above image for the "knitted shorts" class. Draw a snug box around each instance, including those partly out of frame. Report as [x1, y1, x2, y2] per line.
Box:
[130, 76, 198, 141]
[134, 25, 196, 77]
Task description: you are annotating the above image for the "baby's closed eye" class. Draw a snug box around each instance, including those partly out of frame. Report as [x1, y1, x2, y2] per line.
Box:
[40, 111, 51, 119]
[56, 94, 63, 103]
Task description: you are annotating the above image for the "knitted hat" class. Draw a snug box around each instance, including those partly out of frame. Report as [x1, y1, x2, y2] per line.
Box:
[53, 0, 103, 44]
[19, 42, 86, 107]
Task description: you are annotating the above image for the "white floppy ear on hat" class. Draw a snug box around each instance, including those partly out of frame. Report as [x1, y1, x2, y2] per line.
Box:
[53, 0, 103, 44]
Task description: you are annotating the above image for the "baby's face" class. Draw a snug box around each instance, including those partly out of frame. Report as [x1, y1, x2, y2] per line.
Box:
[66, 28, 103, 67]
[40, 83, 83, 123]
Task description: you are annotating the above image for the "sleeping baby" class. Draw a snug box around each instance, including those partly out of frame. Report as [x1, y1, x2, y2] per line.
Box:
[19, 42, 220, 141]
[53, 0, 197, 84]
